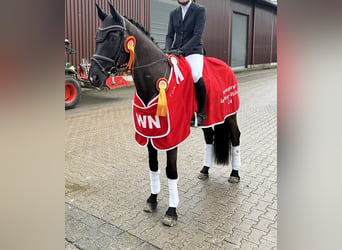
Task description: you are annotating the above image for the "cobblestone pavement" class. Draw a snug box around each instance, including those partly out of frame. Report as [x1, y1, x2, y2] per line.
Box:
[65, 68, 277, 249]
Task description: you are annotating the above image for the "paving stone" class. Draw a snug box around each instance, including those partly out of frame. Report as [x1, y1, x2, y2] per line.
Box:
[253, 217, 273, 233]
[244, 208, 266, 222]
[135, 242, 160, 250]
[259, 238, 277, 250]
[225, 229, 249, 246]
[111, 231, 145, 249]
[246, 228, 268, 245]
[67, 204, 89, 220]
[262, 226, 277, 243]
[235, 217, 257, 233]
[82, 214, 106, 228]
[65, 242, 79, 250]
[240, 239, 259, 249]
[254, 200, 271, 212]
[65, 217, 89, 243]
[261, 207, 277, 221]
[98, 223, 123, 237]
[81, 225, 105, 240]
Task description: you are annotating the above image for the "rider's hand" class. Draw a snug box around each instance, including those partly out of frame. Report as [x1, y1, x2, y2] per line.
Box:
[165, 49, 183, 57]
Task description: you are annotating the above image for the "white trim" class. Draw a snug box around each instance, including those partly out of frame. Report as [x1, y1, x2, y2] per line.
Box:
[198, 111, 238, 129]
[149, 129, 191, 152]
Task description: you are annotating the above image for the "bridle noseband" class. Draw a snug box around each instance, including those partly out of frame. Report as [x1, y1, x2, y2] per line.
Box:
[91, 17, 127, 78]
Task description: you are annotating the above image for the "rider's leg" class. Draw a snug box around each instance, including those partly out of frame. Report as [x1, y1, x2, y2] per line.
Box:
[185, 54, 207, 126]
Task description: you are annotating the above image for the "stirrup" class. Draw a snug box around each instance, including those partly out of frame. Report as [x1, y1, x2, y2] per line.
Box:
[191, 112, 206, 127]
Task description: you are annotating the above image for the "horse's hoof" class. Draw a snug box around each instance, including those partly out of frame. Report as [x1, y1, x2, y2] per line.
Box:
[197, 172, 209, 180]
[143, 201, 157, 213]
[228, 175, 240, 183]
[162, 215, 177, 227]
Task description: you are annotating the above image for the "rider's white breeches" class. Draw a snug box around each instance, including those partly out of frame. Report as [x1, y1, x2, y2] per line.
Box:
[185, 54, 203, 83]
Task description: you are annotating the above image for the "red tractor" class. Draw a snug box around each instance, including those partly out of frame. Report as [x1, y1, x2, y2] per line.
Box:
[65, 39, 131, 109]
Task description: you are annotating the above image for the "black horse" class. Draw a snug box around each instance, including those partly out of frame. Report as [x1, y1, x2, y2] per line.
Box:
[88, 3, 241, 227]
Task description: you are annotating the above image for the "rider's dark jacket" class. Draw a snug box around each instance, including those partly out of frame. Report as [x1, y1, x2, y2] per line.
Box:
[165, 2, 206, 57]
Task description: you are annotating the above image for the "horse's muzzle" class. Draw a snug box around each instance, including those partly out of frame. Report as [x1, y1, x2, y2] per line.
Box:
[88, 65, 106, 88]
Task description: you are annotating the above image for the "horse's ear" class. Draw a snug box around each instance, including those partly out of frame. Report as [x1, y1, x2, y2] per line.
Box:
[96, 4, 107, 21]
[109, 2, 122, 23]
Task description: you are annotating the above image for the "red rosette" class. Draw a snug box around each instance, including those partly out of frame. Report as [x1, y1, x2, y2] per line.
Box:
[124, 36, 136, 53]
[155, 78, 169, 92]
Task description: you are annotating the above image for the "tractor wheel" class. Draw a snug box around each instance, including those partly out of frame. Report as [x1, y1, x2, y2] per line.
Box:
[65, 77, 81, 109]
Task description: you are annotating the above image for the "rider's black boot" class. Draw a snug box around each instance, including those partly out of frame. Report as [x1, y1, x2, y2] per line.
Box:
[191, 77, 207, 126]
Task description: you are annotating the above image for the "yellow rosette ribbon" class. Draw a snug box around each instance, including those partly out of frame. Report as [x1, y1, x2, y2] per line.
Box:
[156, 78, 168, 117]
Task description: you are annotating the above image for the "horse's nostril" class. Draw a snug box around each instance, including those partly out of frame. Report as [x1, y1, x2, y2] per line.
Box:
[90, 75, 98, 83]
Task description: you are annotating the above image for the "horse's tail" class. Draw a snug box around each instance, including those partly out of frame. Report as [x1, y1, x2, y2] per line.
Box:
[213, 117, 231, 165]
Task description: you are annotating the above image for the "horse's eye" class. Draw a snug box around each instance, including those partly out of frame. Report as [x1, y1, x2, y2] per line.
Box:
[95, 31, 107, 43]
[108, 32, 120, 43]
[109, 35, 116, 42]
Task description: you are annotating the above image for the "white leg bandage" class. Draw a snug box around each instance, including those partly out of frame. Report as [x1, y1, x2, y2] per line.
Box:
[149, 170, 160, 194]
[203, 144, 213, 168]
[232, 146, 241, 171]
[168, 178, 179, 208]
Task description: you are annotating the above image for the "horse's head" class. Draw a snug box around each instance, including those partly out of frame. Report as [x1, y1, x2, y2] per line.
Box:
[88, 3, 127, 87]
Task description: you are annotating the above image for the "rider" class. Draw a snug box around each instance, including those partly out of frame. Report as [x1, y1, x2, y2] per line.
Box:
[165, 0, 207, 126]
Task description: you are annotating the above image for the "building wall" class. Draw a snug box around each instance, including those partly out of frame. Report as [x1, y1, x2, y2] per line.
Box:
[65, 0, 150, 66]
[197, 0, 231, 63]
[197, 0, 276, 66]
[253, 1, 277, 64]
[272, 13, 277, 62]
[150, 0, 179, 49]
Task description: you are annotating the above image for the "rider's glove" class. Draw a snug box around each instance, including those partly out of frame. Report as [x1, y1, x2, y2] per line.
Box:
[165, 49, 183, 57]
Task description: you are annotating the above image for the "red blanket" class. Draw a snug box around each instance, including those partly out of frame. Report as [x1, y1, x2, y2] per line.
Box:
[133, 56, 239, 151]
[202, 57, 240, 127]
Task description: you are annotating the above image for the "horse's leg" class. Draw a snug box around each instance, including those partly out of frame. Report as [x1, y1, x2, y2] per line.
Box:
[198, 127, 214, 179]
[143, 141, 160, 212]
[227, 114, 241, 183]
[161, 147, 178, 227]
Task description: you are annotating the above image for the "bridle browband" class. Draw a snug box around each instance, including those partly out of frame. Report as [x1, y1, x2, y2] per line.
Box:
[91, 17, 127, 77]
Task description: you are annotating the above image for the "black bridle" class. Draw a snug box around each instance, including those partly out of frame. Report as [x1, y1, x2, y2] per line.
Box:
[91, 17, 126, 78]
[91, 16, 169, 82]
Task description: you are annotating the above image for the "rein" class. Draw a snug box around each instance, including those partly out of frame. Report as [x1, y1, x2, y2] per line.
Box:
[132, 57, 168, 70]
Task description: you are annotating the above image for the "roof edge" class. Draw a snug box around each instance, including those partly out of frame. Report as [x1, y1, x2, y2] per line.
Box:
[256, 0, 277, 9]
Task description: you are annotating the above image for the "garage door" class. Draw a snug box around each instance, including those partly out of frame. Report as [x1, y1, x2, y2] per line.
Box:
[150, 0, 178, 50]
[231, 12, 248, 68]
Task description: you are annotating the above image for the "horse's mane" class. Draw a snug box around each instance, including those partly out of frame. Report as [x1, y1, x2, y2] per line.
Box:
[124, 16, 160, 48]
